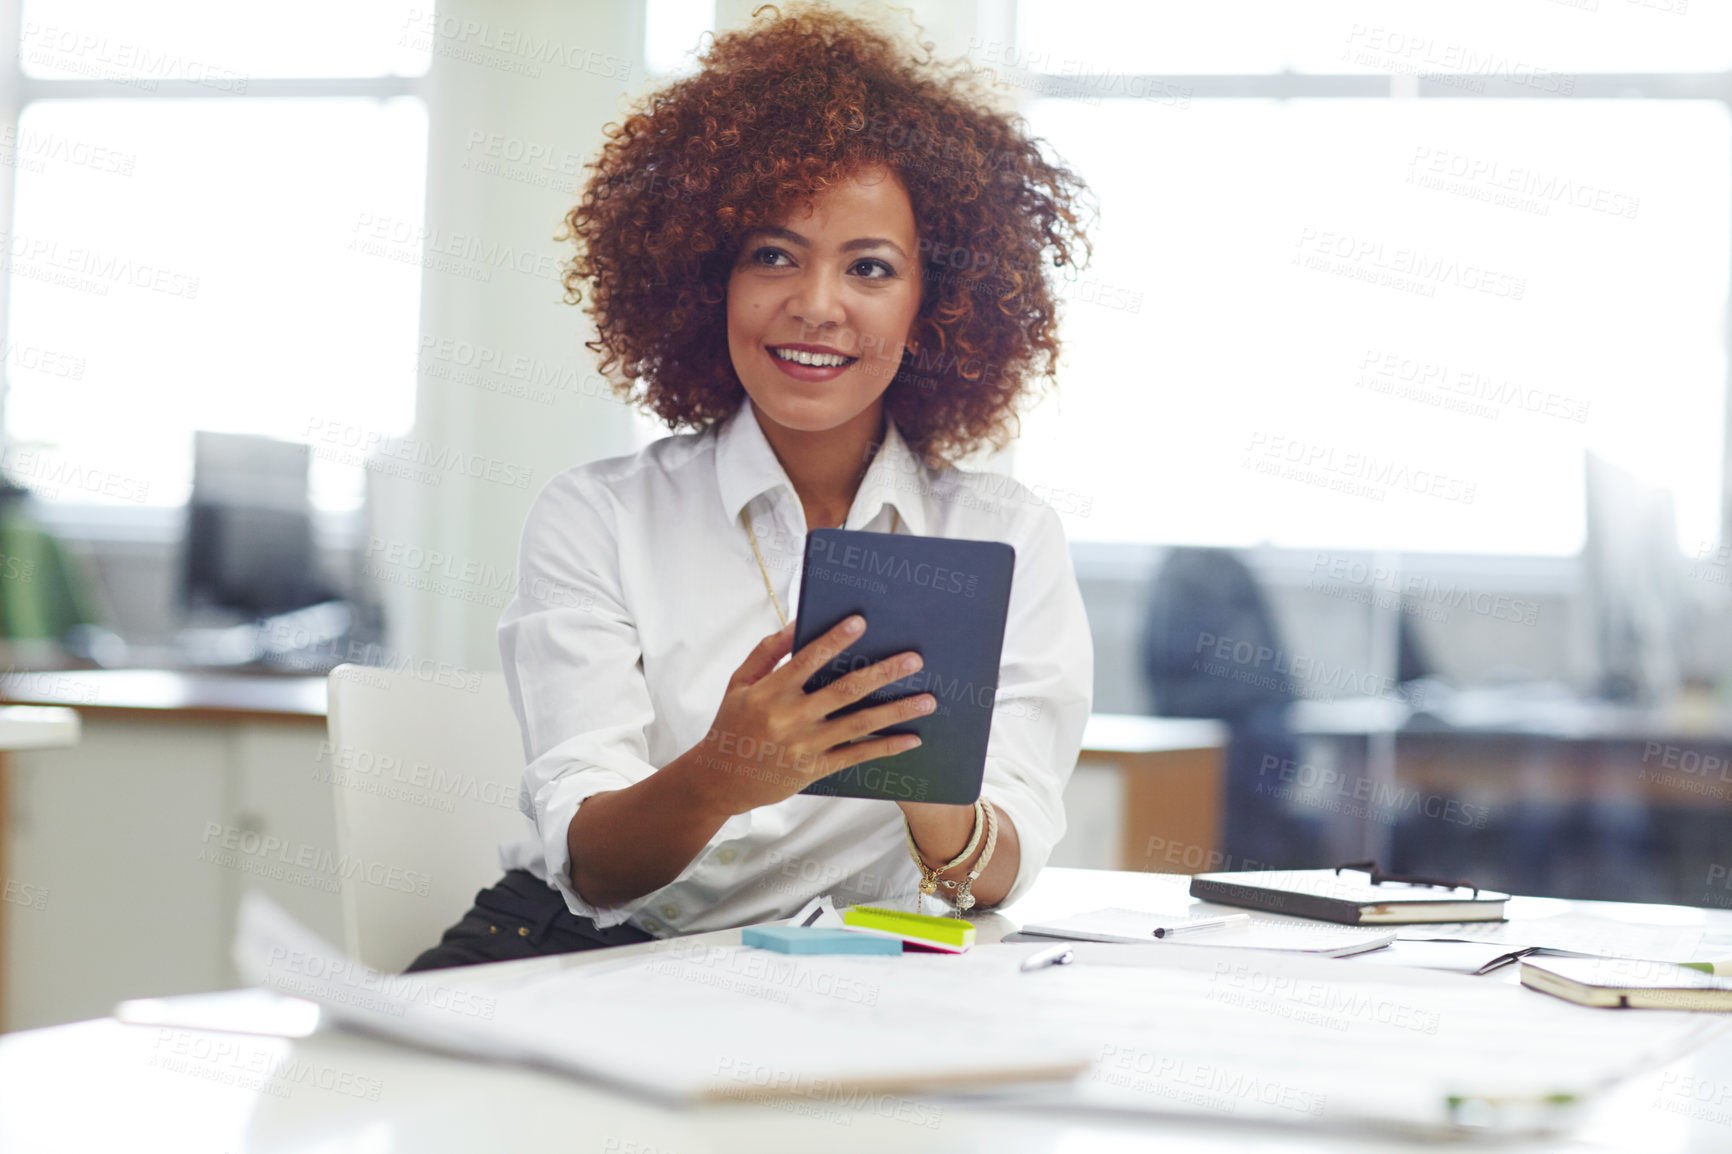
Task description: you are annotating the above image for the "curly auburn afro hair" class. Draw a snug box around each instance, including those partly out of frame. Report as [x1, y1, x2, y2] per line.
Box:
[558, 3, 1091, 465]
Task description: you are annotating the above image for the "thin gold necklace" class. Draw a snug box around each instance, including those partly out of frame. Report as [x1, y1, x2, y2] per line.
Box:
[743, 506, 901, 628]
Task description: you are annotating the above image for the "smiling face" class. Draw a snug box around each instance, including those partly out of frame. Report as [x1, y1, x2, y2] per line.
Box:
[726, 166, 922, 441]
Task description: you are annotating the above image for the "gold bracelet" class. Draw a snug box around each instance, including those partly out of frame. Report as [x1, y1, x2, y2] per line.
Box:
[940, 800, 999, 917]
[904, 799, 985, 917]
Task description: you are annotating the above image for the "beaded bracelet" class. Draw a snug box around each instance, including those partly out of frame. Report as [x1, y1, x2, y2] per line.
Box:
[904, 799, 985, 917]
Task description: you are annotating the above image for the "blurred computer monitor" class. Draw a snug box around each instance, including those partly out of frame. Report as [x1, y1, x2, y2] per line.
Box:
[180, 431, 321, 618]
[1582, 452, 1687, 703]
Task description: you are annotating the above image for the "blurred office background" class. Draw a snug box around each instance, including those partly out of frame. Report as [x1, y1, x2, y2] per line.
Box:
[2, 0, 1731, 1028]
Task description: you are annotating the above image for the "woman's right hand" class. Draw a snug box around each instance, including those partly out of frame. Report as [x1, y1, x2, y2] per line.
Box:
[679, 614, 934, 817]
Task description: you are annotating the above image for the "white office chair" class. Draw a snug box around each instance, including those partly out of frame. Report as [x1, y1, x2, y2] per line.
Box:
[325, 664, 529, 972]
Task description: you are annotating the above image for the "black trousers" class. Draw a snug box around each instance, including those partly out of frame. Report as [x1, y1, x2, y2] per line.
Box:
[404, 869, 655, 972]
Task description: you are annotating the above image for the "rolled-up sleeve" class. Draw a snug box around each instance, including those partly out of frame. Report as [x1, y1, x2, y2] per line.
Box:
[497, 472, 743, 927]
[980, 503, 1094, 908]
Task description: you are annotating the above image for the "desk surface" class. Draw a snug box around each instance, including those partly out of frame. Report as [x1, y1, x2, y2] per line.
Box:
[0, 674, 1233, 750]
[7, 867, 1732, 1153]
[0, 675, 1238, 748]
[1081, 713, 1228, 753]
[16, 675, 1732, 744]
[1292, 689, 1732, 743]
[0, 669, 326, 722]
[0, 704, 80, 750]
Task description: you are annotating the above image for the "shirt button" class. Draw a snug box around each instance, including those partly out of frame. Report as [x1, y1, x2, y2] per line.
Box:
[661, 903, 680, 920]
[717, 847, 738, 865]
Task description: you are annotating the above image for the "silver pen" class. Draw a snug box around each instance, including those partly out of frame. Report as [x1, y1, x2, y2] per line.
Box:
[1020, 943, 1076, 972]
[1152, 913, 1251, 939]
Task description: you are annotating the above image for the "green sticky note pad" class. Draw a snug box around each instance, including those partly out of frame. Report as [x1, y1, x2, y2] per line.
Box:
[742, 926, 903, 955]
[842, 906, 975, 952]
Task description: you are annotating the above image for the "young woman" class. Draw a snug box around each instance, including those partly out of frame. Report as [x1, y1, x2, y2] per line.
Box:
[407, 4, 1093, 971]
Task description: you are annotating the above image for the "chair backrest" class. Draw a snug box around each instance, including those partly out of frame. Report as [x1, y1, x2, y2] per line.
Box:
[1141, 546, 1297, 720]
[325, 664, 528, 971]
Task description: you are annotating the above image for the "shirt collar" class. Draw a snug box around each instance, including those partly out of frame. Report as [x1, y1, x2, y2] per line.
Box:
[848, 412, 928, 536]
[714, 397, 795, 526]
[715, 397, 929, 536]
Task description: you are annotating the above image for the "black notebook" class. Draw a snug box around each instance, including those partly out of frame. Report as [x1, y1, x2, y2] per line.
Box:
[793, 529, 1015, 804]
[1189, 869, 1510, 925]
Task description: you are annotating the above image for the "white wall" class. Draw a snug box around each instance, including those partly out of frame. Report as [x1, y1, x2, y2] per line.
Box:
[375, 0, 648, 672]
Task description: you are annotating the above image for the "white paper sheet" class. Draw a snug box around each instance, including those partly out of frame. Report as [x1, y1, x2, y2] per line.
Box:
[232, 893, 1093, 1103]
[1021, 907, 1395, 956]
[1341, 940, 1530, 974]
[1398, 913, 1704, 961]
[965, 942, 1731, 1136]
[232, 894, 1729, 1136]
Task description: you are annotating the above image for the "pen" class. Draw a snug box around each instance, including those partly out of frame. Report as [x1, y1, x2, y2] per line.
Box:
[1152, 913, 1251, 939]
[1020, 944, 1075, 972]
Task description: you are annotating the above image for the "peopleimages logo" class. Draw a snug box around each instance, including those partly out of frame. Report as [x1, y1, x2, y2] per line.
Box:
[1293, 227, 1526, 302]
[806, 760, 930, 801]
[199, 822, 432, 896]
[807, 537, 980, 598]
[1191, 631, 1425, 706]
[1257, 756, 1489, 829]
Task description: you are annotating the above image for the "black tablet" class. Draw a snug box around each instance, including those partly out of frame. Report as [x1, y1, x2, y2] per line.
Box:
[792, 528, 1015, 804]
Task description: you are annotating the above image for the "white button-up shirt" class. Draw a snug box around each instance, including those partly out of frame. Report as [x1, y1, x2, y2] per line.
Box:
[497, 398, 1093, 934]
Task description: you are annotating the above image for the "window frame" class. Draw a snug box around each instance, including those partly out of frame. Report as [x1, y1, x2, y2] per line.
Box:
[0, 0, 429, 545]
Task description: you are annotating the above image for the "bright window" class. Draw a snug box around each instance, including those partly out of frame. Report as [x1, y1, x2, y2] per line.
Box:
[19, 0, 430, 79]
[1016, 0, 1732, 76]
[1010, 7, 1731, 555]
[3, 3, 429, 513]
[6, 99, 427, 512]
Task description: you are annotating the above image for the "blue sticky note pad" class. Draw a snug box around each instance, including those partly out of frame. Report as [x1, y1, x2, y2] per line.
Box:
[742, 926, 902, 955]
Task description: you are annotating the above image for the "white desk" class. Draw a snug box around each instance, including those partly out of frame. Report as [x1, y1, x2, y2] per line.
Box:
[0, 673, 330, 1032]
[7, 867, 1732, 1153]
[1077, 714, 1230, 870]
[0, 703, 79, 1038]
[0, 705, 79, 751]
